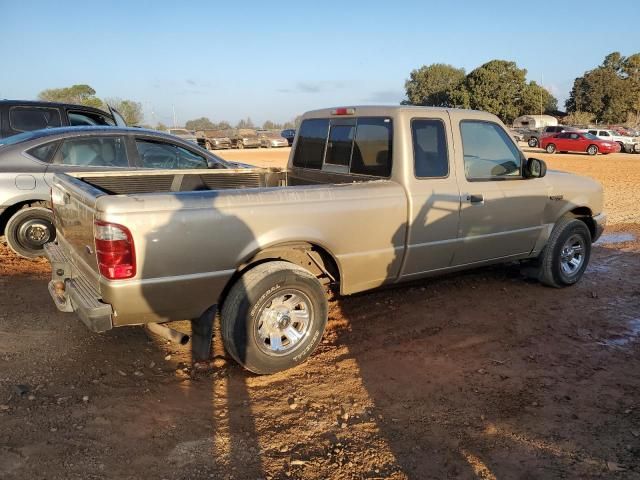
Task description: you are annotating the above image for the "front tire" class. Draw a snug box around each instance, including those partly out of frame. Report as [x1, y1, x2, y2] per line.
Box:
[587, 145, 598, 156]
[5, 207, 55, 259]
[545, 143, 556, 154]
[221, 261, 328, 374]
[536, 217, 592, 288]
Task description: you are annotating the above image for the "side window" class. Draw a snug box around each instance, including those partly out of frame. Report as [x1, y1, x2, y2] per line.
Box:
[325, 124, 354, 166]
[351, 118, 392, 177]
[558, 132, 571, 139]
[588, 130, 597, 135]
[412, 119, 448, 178]
[136, 139, 208, 169]
[292, 119, 329, 169]
[27, 141, 59, 163]
[600, 131, 609, 137]
[68, 110, 114, 126]
[9, 107, 61, 132]
[460, 121, 522, 180]
[58, 137, 128, 167]
[570, 133, 580, 140]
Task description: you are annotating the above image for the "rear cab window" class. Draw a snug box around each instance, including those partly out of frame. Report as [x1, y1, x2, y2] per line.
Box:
[293, 117, 392, 177]
[9, 106, 61, 132]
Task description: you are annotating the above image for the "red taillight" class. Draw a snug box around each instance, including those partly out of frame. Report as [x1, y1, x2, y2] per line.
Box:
[94, 220, 136, 280]
[331, 107, 355, 116]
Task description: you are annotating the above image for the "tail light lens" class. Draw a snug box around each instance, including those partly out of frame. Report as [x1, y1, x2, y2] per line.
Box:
[94, 220, 136, 280]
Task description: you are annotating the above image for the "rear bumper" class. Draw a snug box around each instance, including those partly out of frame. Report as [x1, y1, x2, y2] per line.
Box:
[593, 213, 606, 242]
[44, 242, 113, 333]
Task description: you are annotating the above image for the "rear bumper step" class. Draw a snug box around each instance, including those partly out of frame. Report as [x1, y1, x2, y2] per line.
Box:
[44, 242, 113, 333]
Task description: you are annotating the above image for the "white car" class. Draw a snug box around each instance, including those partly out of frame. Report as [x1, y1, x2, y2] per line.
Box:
[586, 129, 640, 153]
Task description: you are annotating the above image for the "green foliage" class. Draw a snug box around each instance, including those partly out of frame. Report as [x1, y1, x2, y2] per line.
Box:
[563, 111, 595, 126]
[566, 51, 640, 124]
[105, 98, 143, 125]
[520, 81, 558, 115]
[404, 63, 466, 107]
[404, 60, 557, 124]
[38, 84, 104, 109]
[262, 120, 283, 130]
[185, 117, 216, 130]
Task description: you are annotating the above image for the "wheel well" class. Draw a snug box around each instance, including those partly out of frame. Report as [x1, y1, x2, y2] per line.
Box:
[0, 200, 49, 236]
[569, 207, 596, 239]
[217, 242, 340, 309]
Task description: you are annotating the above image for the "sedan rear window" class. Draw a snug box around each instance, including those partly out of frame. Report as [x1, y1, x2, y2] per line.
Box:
[9, 107, 61, 132]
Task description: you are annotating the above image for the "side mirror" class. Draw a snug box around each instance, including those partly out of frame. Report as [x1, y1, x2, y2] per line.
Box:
[524, 157, 547, 178]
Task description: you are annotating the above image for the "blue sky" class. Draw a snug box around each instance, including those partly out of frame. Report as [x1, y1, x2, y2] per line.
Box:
[2, 0, 639, 126]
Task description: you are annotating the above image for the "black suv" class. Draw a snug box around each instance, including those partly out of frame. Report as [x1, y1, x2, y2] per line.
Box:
[0, 100, 125, 139]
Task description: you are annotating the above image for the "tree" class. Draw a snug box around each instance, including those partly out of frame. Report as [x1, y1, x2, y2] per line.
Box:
[452, 60, 528, 124]
[38, 84, 103, 109]
[566, 51, 640, 124]
[520, 81, 558, 115]
[155, 122, 168, 131]
[105, 98, 143, 125]
[213, 121, 231, 130]
[404, 63, 466, 107]
[185, 117, 215, 130]
[236, 117, 254, 128]
[563, 111, 595, 126]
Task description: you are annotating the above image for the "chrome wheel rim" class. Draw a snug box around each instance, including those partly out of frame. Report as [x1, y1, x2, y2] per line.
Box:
[588, 146, 597, 155]
[560, 234, 585, 276]
[255, 289, 312, 357]
[18, 218, 52, 248]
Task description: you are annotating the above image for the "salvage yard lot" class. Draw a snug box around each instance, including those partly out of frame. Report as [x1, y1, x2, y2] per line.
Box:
[1, 148, 639, 479]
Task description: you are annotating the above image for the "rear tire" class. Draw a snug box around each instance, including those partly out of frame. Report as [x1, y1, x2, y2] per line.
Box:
[587, 145, 598, 156]
[528, 137, 539, 148]
[545, 143, 556, 154]
[221, 261, 328, 374]
[536, 217, 592, 288]
[5, 207, 55, 259]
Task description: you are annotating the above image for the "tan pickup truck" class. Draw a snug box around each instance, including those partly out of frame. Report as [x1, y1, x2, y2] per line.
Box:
[45, 106, 605, 374]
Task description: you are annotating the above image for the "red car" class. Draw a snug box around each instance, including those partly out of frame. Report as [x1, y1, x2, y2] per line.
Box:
[540, 131, 621, 155]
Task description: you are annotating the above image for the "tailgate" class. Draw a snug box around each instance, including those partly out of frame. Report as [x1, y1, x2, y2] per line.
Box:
[51, 173, 105, 278]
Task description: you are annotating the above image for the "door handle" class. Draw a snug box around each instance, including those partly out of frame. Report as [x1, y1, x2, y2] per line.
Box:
[467, 194, 484, 204]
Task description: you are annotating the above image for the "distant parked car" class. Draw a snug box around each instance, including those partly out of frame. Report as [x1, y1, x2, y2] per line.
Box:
[259, 132, 289, 148]
[541, 131, 621, 155]
[281, 128, 296, 146]
[225, 129, 261, 149]
[166, 128, 200, 145]
[586, 128, 640, 153]
[195, 129, 233, 150]
[526, 125, 581, 148]
[0, 100, 126, 139]
[0, 126, 245, 258]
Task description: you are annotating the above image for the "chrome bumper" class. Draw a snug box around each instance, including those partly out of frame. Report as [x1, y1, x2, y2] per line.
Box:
[44, 242, 113, 333]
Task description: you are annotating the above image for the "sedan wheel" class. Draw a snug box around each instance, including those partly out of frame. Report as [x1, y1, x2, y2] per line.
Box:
[545, 143, 556, 154]
[5, 207, 55, 259]
[587, 145, 598, 156]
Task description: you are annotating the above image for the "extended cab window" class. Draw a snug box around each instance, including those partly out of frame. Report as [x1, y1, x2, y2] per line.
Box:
[293, 119, 329, 169]
[58, 137, 128, 167]
[136, 139, 208, 169]
[10, 107, 61, 132]
[412, 119, 448, 178]
[461, 121, 521, 180]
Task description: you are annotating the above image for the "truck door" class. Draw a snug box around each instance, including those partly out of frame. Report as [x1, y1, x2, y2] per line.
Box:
[400, 113, 462, 278]
[449, 114, 548, 266]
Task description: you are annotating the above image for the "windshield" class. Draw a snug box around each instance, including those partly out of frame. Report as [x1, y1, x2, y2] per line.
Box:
[583, 133, 598, 140]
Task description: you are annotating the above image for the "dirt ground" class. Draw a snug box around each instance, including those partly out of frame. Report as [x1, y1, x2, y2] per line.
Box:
[1, 147, 639, 479]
